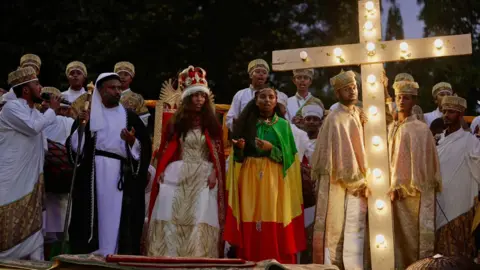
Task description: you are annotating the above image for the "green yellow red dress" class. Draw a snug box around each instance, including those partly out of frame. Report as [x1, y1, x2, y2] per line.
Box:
[224, 114, 305, 263]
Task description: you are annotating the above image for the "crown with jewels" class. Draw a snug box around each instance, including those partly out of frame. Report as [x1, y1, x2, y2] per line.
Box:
[178, 66, 210, 99]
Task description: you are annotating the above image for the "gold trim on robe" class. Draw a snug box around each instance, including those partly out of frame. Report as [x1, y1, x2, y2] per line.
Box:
[0, 175, 44, 252]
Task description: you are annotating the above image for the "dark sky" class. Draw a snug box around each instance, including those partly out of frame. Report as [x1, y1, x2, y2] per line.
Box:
[382, 0, 425, 39]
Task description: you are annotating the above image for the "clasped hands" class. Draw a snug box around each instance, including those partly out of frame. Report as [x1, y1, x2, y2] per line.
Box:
[232, 138, 273, 152]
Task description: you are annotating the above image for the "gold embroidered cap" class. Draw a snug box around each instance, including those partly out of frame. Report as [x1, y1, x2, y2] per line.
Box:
[248, 59, 269, 74]
[8, 67, 38, 87]
[114, 61, 135, 77]
[41, 86, 61, 96]
[293, 69, 314, 79]
[330, 70, 356, 91]
[20, 54, 41, 70]
[432, 82, 453, 97]
[65, 61, 87, 77]
[393, 81, 419, 96]
[441, 96, 466, 112]
[394, 73, 415, 82]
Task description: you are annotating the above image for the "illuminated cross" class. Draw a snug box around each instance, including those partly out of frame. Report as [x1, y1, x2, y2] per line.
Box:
[271, 0, 472, 269]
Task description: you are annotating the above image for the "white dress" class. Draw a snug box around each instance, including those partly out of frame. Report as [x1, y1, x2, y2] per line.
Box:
[147, 129, 219, 257]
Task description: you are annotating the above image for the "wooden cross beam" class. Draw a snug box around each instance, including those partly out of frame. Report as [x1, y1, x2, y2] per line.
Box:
[271, 1, 472, 269]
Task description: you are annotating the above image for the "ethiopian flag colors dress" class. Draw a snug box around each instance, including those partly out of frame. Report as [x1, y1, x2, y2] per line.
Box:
[224, 114, 305, 263]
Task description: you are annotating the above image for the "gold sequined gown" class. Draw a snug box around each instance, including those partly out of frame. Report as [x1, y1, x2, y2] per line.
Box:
[146, 129, 219, 257]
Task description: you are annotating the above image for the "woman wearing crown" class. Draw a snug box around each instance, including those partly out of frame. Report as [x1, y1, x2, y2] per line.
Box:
[225, 87, 305, 263]
[146, 66, 226, 258]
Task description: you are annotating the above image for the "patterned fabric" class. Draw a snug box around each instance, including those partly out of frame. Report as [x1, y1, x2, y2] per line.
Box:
[225, 116, 305, 263]
[0, 175, 43, 251]
[149, 126, 226, 257]
[387, 115, 441, 196]
[388, 116, 440, 268]
[310, 104, 367, 190]
[147, 130, 219, 257]
[435, 207, 476, 258]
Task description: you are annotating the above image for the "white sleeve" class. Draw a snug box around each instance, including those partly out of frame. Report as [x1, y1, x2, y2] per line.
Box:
[129, 138, 141, 161]
[226, 92, 242, 132]
[2, 102, 56, 136]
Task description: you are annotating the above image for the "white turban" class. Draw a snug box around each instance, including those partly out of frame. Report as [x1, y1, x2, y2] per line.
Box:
[91, 72, 121, 132]
[302, 105, 324, 119]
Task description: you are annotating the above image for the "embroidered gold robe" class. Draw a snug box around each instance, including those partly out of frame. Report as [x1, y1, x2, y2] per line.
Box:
[311, 104, 369, 269]
[387, 115, 441, 269]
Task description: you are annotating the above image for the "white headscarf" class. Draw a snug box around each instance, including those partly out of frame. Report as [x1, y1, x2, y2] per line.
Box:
[90, 72, 121, 132]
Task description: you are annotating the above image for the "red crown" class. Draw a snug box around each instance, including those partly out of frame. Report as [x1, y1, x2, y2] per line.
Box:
[178, 66, 208, 90]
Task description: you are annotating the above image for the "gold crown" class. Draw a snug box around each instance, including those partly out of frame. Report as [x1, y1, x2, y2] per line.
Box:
[66, 61, 87, 77]
[293, 68, 314, 79]
[432, 82, 453, 97]
[8, 67, 38, 87]
[330, 70, 356, 90]
[20, 54, 41, 69]
[393, 81, 419, 96]
[394, 73, 415, 82]
[114, 61, 135, 77]
[248, 59, 269, 73]
[41, 86, 61, 96]
[441, 96, 466, 112]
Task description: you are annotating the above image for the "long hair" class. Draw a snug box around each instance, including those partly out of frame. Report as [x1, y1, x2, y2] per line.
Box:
[167, 93, 221, 141]
[232, 93, 283, 153]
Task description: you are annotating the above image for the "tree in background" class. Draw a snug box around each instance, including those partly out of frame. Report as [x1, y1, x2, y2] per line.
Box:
[0, 0, 477, 114]
[415, 0, 480, 114]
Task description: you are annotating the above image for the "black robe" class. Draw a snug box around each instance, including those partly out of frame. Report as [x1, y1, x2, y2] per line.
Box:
[66, 108, 152, 255]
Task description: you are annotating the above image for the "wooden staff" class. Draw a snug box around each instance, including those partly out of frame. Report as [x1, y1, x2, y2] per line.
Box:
[61, 82, 94, 253]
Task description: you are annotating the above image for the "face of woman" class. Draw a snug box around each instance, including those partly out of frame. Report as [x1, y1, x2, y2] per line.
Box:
[190, 92, 207, 111]
[256, 88, 277, 113]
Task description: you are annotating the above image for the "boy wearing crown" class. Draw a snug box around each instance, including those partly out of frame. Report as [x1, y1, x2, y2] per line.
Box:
[388, 79, 441, 268]
[62, 61, 88, 103]
[20, 54, 42, 75]
[0, 67, 61, 260]
[115, 61, 150, 126]
[286, 69, 324, 125]
[310, 70, 369, 269]
[424, 82, 453, 127]
[226, 59, 270, 131]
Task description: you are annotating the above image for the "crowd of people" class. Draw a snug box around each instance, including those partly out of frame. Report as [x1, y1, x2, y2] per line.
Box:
[0, 54, 480, 270]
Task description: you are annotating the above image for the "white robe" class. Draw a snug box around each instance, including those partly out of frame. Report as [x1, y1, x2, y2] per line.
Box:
[436, 128, 480, 229]
[62, 87, 86, 103]
[225, 87, 256, 131]
[0, 99, 56, 259]
[44, 115, 74, 145]
[424, 108, 442, 127]
[290, 123, 308, 161]
[70, 104, 141, 256]
[286, 93, 314, 121]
